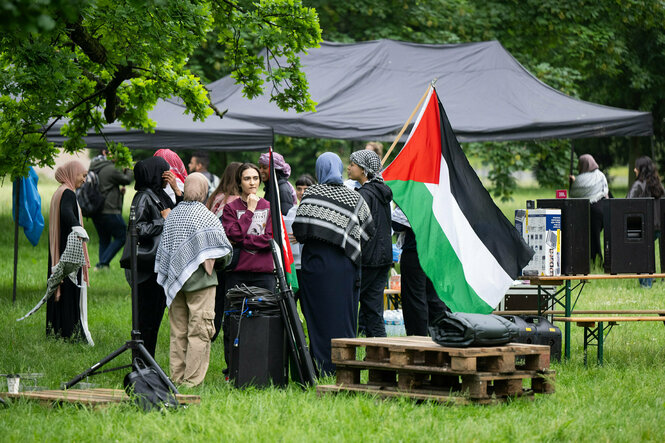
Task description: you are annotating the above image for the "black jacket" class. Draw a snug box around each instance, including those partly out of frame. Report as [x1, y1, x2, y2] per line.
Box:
[89, 157, 134, 214]
[124, 189, 179, 284]
[264, 170, 294, 215]
[357, 180, 393, 267]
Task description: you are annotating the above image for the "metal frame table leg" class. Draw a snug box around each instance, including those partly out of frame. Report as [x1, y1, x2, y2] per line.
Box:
[565, 280, 571, 360]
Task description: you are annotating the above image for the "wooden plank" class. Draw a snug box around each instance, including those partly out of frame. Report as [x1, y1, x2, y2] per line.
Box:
[0, 389, 200, 406]
[316, 384, 534, 405]
[554, 316, 665, 323]
[495, 310, 665, 315]
[521, 273, 665, 282]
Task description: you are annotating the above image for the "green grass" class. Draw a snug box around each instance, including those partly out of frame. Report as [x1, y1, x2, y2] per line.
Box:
[1, 175, 665, 442]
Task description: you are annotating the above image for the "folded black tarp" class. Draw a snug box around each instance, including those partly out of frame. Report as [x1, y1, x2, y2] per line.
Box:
[209, 39, 652, 142]
[429, 312, 520, 347]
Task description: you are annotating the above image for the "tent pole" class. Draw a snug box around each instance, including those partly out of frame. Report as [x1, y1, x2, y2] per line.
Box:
[568, 140, 575, 191]
[13, 177, 21, 304]
[381, 83, 433, 166]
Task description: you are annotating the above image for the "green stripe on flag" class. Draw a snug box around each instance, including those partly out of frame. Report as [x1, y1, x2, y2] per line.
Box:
[389, 179, 492, 314]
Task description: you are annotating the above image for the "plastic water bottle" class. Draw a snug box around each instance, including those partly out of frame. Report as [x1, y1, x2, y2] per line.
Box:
[384, 309, 405, 336]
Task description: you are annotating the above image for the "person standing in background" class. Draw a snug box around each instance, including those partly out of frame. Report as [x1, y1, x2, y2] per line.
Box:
[627, 156, 665, 288]
[284, 173, 316, 291]
[206, 161, 242, 343]
[258, 151, 296, 215]
[89, 149, 134, 270]
[155, 173, 232, 387]
[392, 206, 450, 336]
[569, 154, 609, 265]
[154, 148, 187, 204]
[189, 151, 220, 199]
[348, 150, 392, 337]
[123, 157, 182, 357]
[293, 153, 374, 375]
[46, 161, 94, 345]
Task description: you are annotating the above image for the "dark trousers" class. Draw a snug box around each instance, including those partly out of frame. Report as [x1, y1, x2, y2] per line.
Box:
[400, 249, 449, 336]
[358, 266, 389, 337]
[92, 213, 127, 267]
[590, 200, 604, 264]
[137, 274, 166, 358]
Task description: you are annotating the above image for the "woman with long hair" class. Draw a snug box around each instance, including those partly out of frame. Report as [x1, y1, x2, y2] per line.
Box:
[46, 161, 94, 345]
[570, 154, 610, 264]
[293, 152, 374, 375]
[206, 161, 242, 342]
[123, 156, 182, 357]
[220, 163, 275, 370]
[627, 156, 665, 288]
[207, 161, 242, 217]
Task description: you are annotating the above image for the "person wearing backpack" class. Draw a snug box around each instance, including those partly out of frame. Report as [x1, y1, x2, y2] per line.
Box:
[89, 149, 134, 270]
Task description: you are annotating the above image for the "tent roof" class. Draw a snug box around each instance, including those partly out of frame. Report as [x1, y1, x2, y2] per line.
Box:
[48, 98, 273, 151]
[209, 40, 652, 143]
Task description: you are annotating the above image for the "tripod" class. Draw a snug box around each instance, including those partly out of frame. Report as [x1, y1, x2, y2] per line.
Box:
[62, 207, 177, 394]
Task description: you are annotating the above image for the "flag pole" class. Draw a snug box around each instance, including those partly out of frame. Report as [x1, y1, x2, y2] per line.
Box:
[381, 81, 436, 166]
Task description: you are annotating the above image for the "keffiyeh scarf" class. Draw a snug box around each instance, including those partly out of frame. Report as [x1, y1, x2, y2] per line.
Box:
[293, 183, 373, 265]
[570, 169, 608, 203]
[155, 201, 232, 307]
[350, 150, 383, 182]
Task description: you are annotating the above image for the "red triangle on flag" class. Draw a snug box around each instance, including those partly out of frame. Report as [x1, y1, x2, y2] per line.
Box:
[383, 90, 441, 184]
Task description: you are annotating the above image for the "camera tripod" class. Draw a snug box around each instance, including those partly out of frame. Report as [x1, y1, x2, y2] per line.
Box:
[62, 207, 177, 394]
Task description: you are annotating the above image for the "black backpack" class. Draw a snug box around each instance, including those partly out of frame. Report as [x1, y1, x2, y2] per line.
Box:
[76, 169, 105, 217]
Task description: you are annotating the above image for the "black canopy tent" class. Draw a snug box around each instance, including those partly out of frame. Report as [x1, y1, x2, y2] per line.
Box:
[208, 39, 652, 142]
[48, 98, 274, 151]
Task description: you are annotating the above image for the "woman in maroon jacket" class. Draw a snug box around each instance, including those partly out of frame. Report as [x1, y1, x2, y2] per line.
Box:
[221, 163, 275, 292]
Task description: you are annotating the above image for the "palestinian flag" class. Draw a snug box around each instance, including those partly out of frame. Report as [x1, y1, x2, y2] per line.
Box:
[383, 88, 533, 313]
[267, 147, 298, 290]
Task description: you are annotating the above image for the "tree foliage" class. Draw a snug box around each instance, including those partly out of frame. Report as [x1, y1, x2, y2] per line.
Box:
[0, 0, 321, 179]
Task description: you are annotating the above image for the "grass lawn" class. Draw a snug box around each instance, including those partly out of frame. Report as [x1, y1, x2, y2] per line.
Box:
[0, 175, 664, 442]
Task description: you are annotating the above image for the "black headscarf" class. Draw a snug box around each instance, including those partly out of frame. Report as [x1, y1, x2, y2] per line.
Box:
[134, 157, 174, 209]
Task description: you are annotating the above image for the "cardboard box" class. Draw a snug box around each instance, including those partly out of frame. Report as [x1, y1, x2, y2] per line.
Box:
[515, 208, 561, 276]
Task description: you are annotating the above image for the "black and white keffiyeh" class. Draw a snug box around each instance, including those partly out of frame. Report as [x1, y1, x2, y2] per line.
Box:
[18, 227, 94, 346]
[155, 201, 232, 306]
[293, 183, 374, 265]
[350, 150, 383, 182]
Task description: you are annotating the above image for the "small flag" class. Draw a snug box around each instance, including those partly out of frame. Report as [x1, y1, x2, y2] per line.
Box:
[383, 88, 533, 313]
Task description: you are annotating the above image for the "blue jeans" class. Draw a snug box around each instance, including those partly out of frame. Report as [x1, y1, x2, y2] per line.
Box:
[92, 213, 127, 267]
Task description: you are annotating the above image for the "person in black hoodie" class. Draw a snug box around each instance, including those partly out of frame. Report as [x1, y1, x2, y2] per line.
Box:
[348, 150, 393, 337]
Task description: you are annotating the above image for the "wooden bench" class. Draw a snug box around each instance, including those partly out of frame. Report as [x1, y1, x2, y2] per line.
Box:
[553, 315, 665, 365]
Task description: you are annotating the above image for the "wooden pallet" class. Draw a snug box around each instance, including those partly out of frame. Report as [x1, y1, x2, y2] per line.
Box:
[318, 336, 555, 404]
[316, 384, 536, 405]
[0, 388, 200, 408]
[331, 336, 551, 373]
[334, 365, 555, 399]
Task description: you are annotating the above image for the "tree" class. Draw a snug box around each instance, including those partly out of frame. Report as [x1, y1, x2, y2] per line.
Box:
[0, 0, 321, 179]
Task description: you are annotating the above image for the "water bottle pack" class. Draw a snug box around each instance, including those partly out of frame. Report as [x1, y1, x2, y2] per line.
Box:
[383, 309, 405, 336]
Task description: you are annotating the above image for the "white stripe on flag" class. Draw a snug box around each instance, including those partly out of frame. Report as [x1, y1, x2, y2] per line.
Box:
[425, 154, 513, 308]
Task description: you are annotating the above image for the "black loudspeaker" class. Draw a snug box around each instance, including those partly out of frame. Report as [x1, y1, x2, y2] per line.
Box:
[537, 198, 590, 275]
[228, 315, 287, 388]
[501, 315, 561, 362]
[524, 316, 562, 362]
[603, 198, 655, 274]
